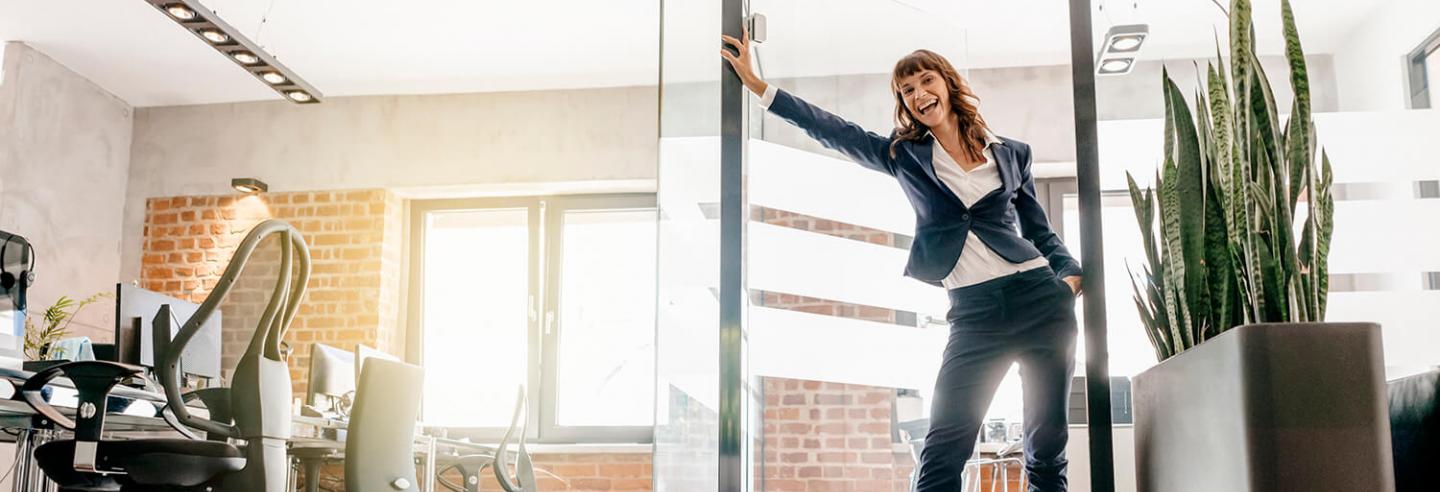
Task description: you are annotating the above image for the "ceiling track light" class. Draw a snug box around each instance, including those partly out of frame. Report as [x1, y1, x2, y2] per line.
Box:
[144, 0, 323, 104]
[1096, 24, 1149, 76]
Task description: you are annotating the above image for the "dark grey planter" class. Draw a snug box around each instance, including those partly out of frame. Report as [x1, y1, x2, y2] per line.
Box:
[1133, 322, 1395, 492]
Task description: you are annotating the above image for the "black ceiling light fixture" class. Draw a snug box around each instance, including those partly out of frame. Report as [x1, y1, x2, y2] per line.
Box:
[144, 0, 322, 104]
[231, 178, 269, 194]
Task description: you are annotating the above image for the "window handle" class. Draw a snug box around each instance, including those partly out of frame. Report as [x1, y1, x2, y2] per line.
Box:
[544, 311, 555, 336]
[528, 295, 538, 323]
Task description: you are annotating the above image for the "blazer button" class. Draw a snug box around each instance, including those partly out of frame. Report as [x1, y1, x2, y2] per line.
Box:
[961, 213, 971, 221]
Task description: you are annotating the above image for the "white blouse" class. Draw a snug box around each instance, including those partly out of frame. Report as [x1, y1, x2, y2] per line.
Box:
[930, 136, 1048, 289]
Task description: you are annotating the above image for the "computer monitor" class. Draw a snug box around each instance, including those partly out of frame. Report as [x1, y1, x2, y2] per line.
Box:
[354, 344, 400, 383]
[306, 343, 356, 413]
[115, 283, 222, 380]
[0, 232, 30, 368]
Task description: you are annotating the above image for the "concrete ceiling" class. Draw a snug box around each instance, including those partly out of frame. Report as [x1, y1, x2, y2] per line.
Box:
[0, 0, 1391, 108]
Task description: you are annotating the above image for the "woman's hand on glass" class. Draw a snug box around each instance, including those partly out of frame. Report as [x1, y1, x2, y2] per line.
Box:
[721, 30, 768, 96]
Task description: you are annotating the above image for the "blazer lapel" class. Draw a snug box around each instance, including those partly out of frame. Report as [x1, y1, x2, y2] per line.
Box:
[991, 141, 1019, 193]
[908, 136, 970, 209]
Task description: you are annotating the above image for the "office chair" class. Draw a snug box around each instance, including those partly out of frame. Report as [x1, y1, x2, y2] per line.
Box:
[436, 387, 540, 492]
[345, 357, 425, 491]
[21, 219, 310, 491]
[1389, 368, 1440, 491]
[897, 419, 1026, 492]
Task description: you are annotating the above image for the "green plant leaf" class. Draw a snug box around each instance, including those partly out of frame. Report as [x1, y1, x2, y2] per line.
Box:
[1316, 151, 1334, 317]
[1230, 0, 1254, 112]
[1165, 72, 1209, 344]
[1130, 264, 1170, 361]
[1161, 155, 1196, 349]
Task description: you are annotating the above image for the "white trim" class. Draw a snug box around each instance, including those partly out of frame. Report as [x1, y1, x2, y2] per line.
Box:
[527, 443, 653, 454]
[390, 179, 657, 200]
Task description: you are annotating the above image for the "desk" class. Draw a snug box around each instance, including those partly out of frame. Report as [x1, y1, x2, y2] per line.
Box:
[0, 372, 509, 492]
[290, 415, 505, 492]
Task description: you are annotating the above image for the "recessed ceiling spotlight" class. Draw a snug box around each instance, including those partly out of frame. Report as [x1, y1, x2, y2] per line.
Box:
[260, 72, 287, 85]
[198, 29, 229, 44]
[230, 51, 260, 65]
[286, 91, 313, 103]
[1109, 35, 1145, 52]
[1098, 58, 1135, 75]
[164, 4, 197, 20]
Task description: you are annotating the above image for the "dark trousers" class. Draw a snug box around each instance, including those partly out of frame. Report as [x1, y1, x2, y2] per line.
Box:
[914, 267, 1078, 492]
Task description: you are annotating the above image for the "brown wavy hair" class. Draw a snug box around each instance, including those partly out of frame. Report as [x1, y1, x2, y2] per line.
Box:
[889, 49, 991, 161]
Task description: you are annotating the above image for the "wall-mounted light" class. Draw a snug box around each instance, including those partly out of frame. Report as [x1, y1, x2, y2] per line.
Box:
[143, 0, 323, 104]
[231, 178, 268, 194]
[1096, 24, 1149, 76]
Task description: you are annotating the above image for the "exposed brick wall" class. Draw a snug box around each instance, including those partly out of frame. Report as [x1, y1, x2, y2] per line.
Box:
[760, 379, 912, 492]
[139, 190, 405, 395]
[485, 453, 652, 491]
[312, 452, 654, 492]
[752, 206, 907, 249]
[752, 291, 897, 325]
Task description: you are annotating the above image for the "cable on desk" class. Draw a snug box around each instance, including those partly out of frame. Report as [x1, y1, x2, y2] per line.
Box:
[0, 428, 28, 484]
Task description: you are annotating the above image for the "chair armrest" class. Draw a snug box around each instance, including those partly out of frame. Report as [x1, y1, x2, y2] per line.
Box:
[160, 387, 233, 441]
[19, 361, 145, 442]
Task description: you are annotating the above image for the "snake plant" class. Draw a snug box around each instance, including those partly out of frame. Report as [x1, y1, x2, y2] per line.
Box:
[1127, 0, 1334, 361]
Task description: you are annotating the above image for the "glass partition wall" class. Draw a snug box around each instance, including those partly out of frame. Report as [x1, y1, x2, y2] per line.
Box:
[655, 0, 1118, 490]
[1075, 0, 1440, 490]
[737, 0, 1107, 490]
[654, 0, 752, 489]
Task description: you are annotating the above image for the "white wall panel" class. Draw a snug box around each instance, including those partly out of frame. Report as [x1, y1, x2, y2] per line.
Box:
[1097, 110, 1440, 190]
[1328, 199, 1440, 274]
[749, 222, 950, 317]
[749, 306, 947, 392]
[1326, 291, 1440, 369]
[749, 139, 915, 234]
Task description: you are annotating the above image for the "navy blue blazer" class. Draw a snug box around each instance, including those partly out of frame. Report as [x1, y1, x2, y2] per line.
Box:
[766, 89, 1082, 287]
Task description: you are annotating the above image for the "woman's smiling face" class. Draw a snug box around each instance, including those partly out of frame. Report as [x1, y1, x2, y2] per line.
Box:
[896, 69, 950, 128]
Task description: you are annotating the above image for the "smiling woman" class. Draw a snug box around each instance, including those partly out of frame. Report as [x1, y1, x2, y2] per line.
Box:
[722, 30, 1082, 492]
[890, 50, 993, 168]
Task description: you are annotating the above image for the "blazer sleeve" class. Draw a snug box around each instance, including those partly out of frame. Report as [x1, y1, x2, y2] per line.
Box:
[765, 88, 899, 176]
[1011, 142, 1082, 279]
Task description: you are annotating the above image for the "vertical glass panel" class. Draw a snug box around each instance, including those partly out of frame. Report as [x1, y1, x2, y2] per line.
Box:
[745, 0, 1078, 490]
[556, 208, 659, 427]
[420, 208, 530, 427]
[1084, 1, 1440, 490]
[655, 0, 722, 488]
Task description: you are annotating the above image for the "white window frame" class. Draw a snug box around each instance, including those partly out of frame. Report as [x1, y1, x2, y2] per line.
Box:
[406, 193, 658, 444]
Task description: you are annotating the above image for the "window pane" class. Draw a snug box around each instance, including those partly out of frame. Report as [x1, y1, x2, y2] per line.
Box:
[556, 208, 658, 427]
[421, 208, 530, 427]
[1062, 193, 1156, 379]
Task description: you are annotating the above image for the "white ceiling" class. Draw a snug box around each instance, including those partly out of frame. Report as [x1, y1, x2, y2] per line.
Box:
[0, 0, 1391, 108]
